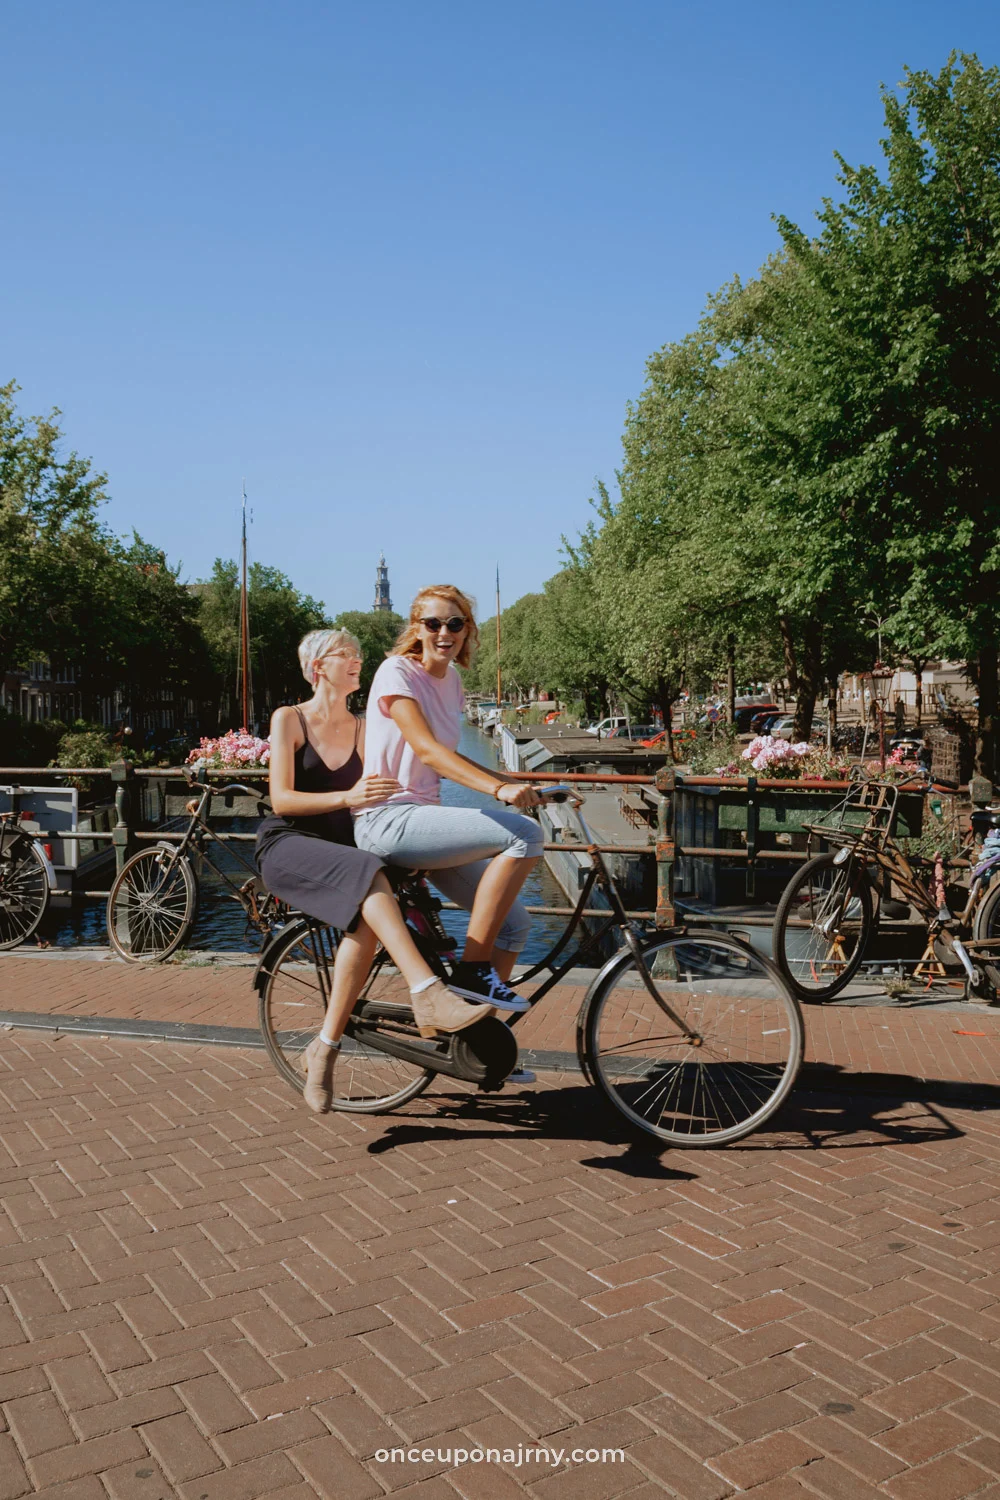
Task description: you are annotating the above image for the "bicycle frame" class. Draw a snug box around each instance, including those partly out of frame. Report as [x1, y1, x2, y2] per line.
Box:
[0, 801, 55, 890]
[458, 794, 698, 1044]
[155, 780, 277, 928]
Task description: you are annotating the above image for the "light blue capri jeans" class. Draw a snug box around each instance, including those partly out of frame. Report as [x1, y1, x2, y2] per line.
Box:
[354, 803, 544, 954]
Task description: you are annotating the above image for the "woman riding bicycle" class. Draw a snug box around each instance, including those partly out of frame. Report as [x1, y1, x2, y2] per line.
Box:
[256, 627, 492, 1113]
[353, 586, 543, 1011]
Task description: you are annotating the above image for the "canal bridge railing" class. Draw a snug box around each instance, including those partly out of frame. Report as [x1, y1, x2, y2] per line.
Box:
[0, 763, 672, 926]
[0, 763, 962, 936]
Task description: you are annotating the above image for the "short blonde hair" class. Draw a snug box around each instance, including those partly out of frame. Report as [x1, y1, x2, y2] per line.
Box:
[298, 627, 362, 687]
[392, 585, 479, 669]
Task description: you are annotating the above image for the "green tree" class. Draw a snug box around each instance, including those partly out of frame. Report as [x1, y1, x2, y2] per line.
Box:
[759, 54, 1000, 762]
[0, 382, 109, 673]
[330, 610, 406, 705]
[196, 560, 327, 726]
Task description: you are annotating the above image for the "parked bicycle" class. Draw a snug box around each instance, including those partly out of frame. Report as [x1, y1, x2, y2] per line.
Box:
[0, 788, 54, 949]
[773, 775, 1000, 1002]
[106, 771, 284, 961]
[255, 786, 804, 1147]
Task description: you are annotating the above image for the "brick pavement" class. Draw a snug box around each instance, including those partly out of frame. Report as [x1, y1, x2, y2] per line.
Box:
[3, 953, 1000, 1097]
[0, 986, 1000, 1496]
[1, 767, 993, 1500]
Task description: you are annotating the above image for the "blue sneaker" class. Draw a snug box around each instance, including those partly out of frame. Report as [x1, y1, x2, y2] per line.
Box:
[448, 962, 531, 1013]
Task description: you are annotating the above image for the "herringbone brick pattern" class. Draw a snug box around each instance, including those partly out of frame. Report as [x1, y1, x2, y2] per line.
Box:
[1, 1024, 1000, 1496]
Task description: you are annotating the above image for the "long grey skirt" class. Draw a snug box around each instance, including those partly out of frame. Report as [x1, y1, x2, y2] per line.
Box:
[256, 825, 383, 930]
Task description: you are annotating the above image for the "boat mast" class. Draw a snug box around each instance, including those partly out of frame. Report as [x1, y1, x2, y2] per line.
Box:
[495, 566, 502, 711]
[239, 483, 252, 731]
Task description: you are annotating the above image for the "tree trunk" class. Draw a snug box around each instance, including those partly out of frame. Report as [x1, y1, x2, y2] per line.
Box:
[792, 619, 823, 743]
[779, 615, 798, 707]
[911, 658, 928, 725]
[975, 639, 998, 787]
[725, 634, 736, 725]
[654, 676, 679, 763]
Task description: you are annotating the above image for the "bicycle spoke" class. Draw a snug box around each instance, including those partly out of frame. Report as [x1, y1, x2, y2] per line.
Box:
[260, 931, 433, 1112]
[775, 852, 871, 999]
[0, 841, 48, 947]
[585, 933, 802, 1145]
[107, 850, 195, 961]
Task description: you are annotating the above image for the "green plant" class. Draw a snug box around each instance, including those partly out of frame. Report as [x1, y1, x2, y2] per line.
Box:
[685, 723, 740, 773]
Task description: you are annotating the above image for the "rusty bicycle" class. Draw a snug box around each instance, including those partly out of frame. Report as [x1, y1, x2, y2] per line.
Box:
[772, 775, 1000, 1002]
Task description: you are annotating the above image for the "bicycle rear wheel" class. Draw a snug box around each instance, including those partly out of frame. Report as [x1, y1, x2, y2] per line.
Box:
[106, 847, 196, 962]
[0, 834, 50, 949]
[258, 923, 433, 1112]
[580, 930, 803, 1146]
[773, 851, 873, 1000]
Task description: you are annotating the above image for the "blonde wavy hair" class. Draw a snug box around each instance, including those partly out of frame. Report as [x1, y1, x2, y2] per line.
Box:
[392, 585, 479, 669]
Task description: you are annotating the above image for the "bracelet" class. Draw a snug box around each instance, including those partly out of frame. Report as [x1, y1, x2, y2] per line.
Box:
[493, 783, 506, 800]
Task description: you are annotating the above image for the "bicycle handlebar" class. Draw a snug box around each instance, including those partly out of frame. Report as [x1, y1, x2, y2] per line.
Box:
[532, 783, 586, 806]
[184, 777, 264, 799]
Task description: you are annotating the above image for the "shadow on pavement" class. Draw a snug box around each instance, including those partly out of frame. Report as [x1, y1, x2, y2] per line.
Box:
[748, 1061, 983, 1150]
[365, 1061, 993, 1162]
[366, 1083, 698, 1179]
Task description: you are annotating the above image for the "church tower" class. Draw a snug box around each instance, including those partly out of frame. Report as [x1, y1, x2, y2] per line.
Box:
[373, 552, 392, 613]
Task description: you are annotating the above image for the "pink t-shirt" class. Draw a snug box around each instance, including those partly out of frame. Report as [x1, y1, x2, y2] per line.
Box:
[359, 654, 465, 809]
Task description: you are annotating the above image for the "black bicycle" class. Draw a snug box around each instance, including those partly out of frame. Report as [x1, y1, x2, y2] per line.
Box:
[255, 787, 804, 1147]
[0, 788, 53, 949]
[106, 773, 284, 961]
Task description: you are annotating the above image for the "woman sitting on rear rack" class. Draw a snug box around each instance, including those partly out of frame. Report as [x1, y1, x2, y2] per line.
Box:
[255, 628, 491, 1114]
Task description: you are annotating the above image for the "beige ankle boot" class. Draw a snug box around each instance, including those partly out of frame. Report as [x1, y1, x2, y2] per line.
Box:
[302, 1035, 338, 1113]
[411, 980, 493, 1037]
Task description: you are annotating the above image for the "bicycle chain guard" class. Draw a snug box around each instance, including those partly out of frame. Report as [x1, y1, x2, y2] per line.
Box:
[352, 1004, 518, 1089]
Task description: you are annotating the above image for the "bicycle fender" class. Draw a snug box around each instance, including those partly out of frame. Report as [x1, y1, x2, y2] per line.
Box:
[575, 939, 655, 1083]
[252, 917, 306, 996]
[34, 839, 57, 891]
[8, 831, 56, 891]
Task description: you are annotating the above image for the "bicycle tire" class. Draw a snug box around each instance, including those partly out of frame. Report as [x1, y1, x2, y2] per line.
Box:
[106, 847, 196, 962]
[0, 834, 50, 949]
[973, 877, 1000, 943]
[580, 929, 803, 1146]
[258, 922, 434, 1112]
[773, 851, 873, 1001]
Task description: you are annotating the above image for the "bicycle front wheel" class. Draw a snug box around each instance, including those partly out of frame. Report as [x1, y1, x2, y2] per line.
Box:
[581, 930, 803, 1146]
[259, 925, 434, 1112]
[106, 847, 196, 962]
[773, 851, 873, 1000]
[0, 834, 50, 949]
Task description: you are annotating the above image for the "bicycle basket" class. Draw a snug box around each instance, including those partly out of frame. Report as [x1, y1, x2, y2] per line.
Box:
[804, 779, 901, 850]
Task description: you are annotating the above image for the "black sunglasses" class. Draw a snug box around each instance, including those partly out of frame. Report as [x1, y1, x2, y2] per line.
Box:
[419, 615, 466, 633]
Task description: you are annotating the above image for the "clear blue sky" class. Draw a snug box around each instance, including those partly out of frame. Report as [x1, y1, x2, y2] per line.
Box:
[5, 2, 1000, 623]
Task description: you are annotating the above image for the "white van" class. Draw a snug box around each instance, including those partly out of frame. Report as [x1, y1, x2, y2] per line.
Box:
[585, 716, 629, 738]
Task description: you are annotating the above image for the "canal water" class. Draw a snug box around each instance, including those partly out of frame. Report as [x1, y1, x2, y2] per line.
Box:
[44, 723, 571, 964]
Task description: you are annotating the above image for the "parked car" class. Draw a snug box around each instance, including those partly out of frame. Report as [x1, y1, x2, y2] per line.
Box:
[585, 716, 629, 738]
[889, 727, 931, 768]
[606, 723, 657, 740]
[768, 715, 828, 743]
[749, 710, 783, 735]
[735, 703, 780, 733]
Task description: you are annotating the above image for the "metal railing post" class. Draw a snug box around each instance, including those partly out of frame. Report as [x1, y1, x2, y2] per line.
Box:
[745, 775, 759, 899]
[110, 759, 134, 875]
[655, 765, 675, 928]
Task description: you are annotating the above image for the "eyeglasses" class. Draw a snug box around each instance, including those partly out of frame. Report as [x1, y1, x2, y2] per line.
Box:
[419, 616, 466, 633]
[320, 650, 363, 664]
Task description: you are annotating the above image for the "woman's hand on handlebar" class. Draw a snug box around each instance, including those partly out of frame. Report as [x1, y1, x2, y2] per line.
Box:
[496, 782, 540, 811]
[346, 776, 402, 809]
